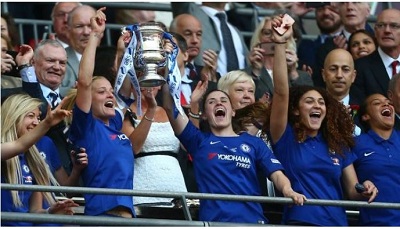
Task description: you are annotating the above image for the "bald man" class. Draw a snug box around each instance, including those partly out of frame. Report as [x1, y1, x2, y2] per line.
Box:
[322, 49, 357, 102]
[322, 48, 361, 135]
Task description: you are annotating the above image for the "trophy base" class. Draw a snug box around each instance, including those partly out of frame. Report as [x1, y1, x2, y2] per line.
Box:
[139, 73, 166, 87]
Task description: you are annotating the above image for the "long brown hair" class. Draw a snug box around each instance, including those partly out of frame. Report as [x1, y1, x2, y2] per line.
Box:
[288, 85, 355, 156]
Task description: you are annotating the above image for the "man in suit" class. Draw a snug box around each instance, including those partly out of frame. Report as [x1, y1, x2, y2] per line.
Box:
[322, 48, 362, 135]
[388, 73, 400, 130]
[16, 39, 75, 176]
[60, 4, 98, 96]
[351, 8, 400, 104]
[171, 2, 248, 76]
[314, 2, 371, 88]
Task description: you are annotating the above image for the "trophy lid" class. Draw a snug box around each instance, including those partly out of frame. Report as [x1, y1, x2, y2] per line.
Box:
[138, 22, 165, 33]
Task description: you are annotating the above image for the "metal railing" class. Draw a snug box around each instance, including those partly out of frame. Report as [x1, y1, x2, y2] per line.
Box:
[2, 183, 400, 226]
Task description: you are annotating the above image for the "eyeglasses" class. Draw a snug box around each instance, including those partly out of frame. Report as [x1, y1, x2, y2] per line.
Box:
[375, 22, 400, 30]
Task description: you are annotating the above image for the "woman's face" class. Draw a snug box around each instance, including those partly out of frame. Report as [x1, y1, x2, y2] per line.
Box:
[17, 108, 41, 138]
[294, 90, 326, 137]
[227, 80, 255, 110]
[204, 91, 234, 129]
[91, 78, 116, 121]
[363, 94, 395, 130]
[349, 32, 376, 60]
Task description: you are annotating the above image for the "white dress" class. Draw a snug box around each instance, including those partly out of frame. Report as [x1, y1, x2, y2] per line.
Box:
[133, 120, 187, 206]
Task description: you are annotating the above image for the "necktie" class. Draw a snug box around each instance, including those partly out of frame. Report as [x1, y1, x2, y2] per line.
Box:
[215, 12, 239, 72]
[186, 62, 197, 80]
[391, 60, 399, 76]
[48, 91, 59, 108]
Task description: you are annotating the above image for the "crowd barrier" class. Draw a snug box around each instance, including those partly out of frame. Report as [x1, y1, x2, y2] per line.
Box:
[2, 183, 400, 226]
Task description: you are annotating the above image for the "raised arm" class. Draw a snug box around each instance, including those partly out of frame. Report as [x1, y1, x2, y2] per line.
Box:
[1, 100, 71, 160]
[269, 15, 292, 144]
[75, 7, 106, 113]
[161, 82, 189, 136]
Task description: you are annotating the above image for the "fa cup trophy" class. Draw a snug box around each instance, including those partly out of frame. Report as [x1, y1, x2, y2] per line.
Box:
[134, 22, 167, 87]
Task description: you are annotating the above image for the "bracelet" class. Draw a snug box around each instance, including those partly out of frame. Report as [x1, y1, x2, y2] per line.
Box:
[188, 109, 202, 119]
[274, 41, 287, 44]
[143, 115, 154, 122]
[45, 207, 50, 214]
[16, 64, 32, 71]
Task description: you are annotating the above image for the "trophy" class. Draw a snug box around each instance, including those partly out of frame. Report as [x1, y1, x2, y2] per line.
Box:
[134, 22, 167, 87]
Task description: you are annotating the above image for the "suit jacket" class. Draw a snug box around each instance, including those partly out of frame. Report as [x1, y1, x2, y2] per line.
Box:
[60, 46, 80, 96]
[350, 50, 390, 104]
[171, 2, 249, 70]
[297, 35, 326, 72]
[22, 80, 74, 175]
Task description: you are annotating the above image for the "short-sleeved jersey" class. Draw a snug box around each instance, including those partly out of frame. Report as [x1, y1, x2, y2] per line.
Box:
[68, 105, 135, 216]
[272, 125, 356, 226]
[353, 130, 400, 226]
[1, 154, 34, 226]
[178, 121, 283, 224]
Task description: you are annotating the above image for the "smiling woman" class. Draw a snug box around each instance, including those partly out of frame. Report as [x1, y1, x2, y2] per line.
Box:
[352, 93, 400, 226]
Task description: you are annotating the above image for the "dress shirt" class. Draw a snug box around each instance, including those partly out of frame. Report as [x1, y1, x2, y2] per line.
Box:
[20, 66, 61, 105]
[377, 47, 400, 80]
[200, 5, 245, 75]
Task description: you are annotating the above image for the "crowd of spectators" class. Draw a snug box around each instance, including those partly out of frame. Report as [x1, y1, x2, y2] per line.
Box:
[1, 2, 400, 226]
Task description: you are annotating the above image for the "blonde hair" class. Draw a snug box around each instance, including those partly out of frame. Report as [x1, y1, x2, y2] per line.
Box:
[1, 94, 58, 207]
[218, 70, 255, 93]
[62, 88, 77, 126]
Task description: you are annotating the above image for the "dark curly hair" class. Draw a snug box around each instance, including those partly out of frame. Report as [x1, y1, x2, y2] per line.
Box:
[232, 101, 270, 133]
[288, 85, 355, 156]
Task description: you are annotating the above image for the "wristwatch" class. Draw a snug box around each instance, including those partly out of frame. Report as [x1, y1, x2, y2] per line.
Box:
[16, 64, 32, 71]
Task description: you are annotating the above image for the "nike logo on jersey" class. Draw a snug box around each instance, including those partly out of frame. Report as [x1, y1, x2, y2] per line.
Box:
[210, 141, 221, 145]
[364, 151, 375, 157]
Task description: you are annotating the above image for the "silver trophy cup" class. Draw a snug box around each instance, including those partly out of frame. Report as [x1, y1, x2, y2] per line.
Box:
[134, 22, 167, 87]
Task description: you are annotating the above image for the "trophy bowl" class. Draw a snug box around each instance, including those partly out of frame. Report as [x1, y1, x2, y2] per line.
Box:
[134, 22, 167, 87]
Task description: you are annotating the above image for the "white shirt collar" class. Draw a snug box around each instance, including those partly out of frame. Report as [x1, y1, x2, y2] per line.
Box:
[340, 94, 350, 106]
[377, 47, 400, 78]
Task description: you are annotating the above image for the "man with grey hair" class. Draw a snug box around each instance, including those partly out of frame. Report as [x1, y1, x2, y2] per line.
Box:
[50, 2, 81, 48]
[16, 39, 75, 175]
[388, 73, 400, 130]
